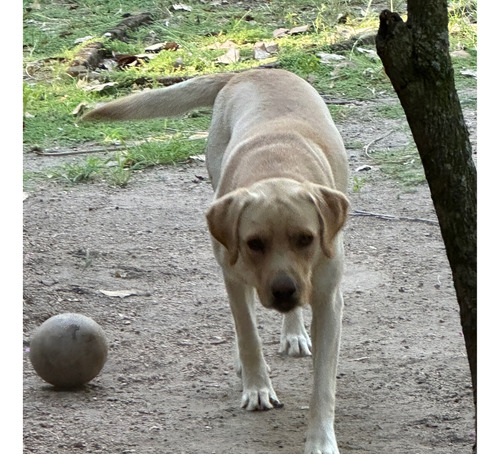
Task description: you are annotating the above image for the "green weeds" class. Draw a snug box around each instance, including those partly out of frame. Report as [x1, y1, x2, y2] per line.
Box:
[372, 146, 426, 188]
[23, 0, 476, 188]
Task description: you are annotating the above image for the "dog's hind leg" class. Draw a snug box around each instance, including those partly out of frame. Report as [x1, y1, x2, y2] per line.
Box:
[279, 307, 312, 357]
[223, 271, 281, 411]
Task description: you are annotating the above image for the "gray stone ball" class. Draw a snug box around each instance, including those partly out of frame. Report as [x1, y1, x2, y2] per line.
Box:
[29, 313, 108, 388]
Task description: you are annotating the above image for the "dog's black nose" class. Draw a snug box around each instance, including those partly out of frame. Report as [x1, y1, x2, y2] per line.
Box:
[271, 275, 297, 312]
[272, 275, 296, 299]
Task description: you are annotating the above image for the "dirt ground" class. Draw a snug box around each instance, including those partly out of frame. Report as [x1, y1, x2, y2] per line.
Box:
[23, 89, 476, 453]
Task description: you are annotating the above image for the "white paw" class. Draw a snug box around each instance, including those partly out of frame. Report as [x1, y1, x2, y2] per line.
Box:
[241, 385, 282, 411]
[304, 426, 340, 454]
[279, 332, 312, 357]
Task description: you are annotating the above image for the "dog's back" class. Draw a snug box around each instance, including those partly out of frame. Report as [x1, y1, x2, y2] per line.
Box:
[83, 69, 348, 194]
[206, 70, 348, 194]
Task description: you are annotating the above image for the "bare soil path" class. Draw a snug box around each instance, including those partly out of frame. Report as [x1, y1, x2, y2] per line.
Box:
[23, 95, 476, 453]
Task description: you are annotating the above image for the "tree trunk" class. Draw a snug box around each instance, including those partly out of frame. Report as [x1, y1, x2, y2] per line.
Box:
[375, 0, 477, 412]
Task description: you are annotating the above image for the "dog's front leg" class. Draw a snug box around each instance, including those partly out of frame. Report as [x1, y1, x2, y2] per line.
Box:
[305, 280, 343, 454]
[223, 272, 280, 411]
[279, 307, 312, 357]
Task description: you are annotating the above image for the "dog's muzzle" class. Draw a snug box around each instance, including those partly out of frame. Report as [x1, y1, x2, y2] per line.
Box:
[270, 274, 299, 313]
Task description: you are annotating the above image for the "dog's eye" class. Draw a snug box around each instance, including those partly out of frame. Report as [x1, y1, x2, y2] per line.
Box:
[247, 238, 266, 252]
[295, 233, 314, 248]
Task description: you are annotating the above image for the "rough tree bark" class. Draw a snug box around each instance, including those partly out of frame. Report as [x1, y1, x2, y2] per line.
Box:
[375, 0, 477, 412]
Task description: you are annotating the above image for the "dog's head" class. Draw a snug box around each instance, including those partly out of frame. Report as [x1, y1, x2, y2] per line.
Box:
[206, 179, 349, 313]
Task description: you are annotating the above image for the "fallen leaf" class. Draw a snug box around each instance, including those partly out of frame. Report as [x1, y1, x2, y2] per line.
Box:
[188, 132, 209, 140]
[216, 47, 240, 64]
[145, 42, 179, 52]
[81, 82, 117, 92]
[253, 42, 278, 60]
[115, 53, 146, 68]
[207, 40, 237, 50]
[317, 52, 346, 64]
[164, 42, 180, 51]
[273, 25, 310, 38]
[356, 47, 378, 58]
[273, 28, 289, 38]
[189, 155, 206, 163]
[172, 3, 192, 12]
[265, 42, 279, 53]
[254, 42, 271, 60]
[74, 35, 93, 45]
[72, 102, 89, 117]
[145, 42, 168, 52]
[288, 25, 310, 35]
[99, 289, 149, 298]
[450, 49, 471, 58]
[460, 69, 477, 79]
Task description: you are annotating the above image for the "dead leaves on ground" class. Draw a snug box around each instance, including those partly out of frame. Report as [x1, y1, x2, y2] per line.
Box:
[32, 8, 310, 88]
[272, 25, 310, 38]
[99, 289, 151, 298]
[253, 42, 279, 60]
[208, 24, 309, 65]
[64, 12, 312, 78]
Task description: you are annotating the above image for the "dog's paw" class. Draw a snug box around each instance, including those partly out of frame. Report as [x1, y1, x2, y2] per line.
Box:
[241, 385, 282, 411]
[279, 332, 312, 357]
[304, 427, 339, 454]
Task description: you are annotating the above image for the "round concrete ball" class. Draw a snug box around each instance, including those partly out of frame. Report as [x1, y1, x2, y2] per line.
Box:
[29, 313, 108, 388]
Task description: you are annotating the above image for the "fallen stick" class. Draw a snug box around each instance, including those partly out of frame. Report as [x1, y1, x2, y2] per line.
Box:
[352, 209, 439, 225]
[104, 12, 153, 41]
[34, 145, 129, 156]
[363, 129, 396, 157]
[321, 96, 364, 106]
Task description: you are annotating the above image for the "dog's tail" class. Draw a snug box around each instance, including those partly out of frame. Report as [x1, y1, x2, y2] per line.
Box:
[82, 72, 236, 122]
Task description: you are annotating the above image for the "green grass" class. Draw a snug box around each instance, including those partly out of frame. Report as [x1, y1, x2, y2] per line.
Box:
[24, 132, 207, 188]
[23, 0, 477, 187]
[373, 103, 406, 120]
[372, 146, 427, 188]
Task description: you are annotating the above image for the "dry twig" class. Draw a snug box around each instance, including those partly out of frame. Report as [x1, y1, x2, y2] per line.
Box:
[352, 209, 438, 225]
[363, 129, 396, 157]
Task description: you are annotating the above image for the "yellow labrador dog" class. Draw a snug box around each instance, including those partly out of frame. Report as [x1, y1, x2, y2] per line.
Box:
[84, 69, 349, 454]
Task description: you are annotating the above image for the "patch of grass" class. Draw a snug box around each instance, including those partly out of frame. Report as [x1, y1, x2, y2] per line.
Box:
[123, 136, 206, 170]
[371, 146, 427, 188]
[352, 175, 368, 193]
[29, 131, 208, 187]
[327, 104, 353, 122]
[452, 55, 477, 91]
[374, 102, 406, 120]
[23, 0, 476, 188]
[278, 45, 391, 98]
[448, 0, 477, 51]
[23, 0, 174, 59]
[43, 157, 106, 184]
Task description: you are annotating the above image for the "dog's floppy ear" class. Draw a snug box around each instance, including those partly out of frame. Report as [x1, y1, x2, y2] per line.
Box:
[206, 188, 254, 266]
[308, 184, 350, 258]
